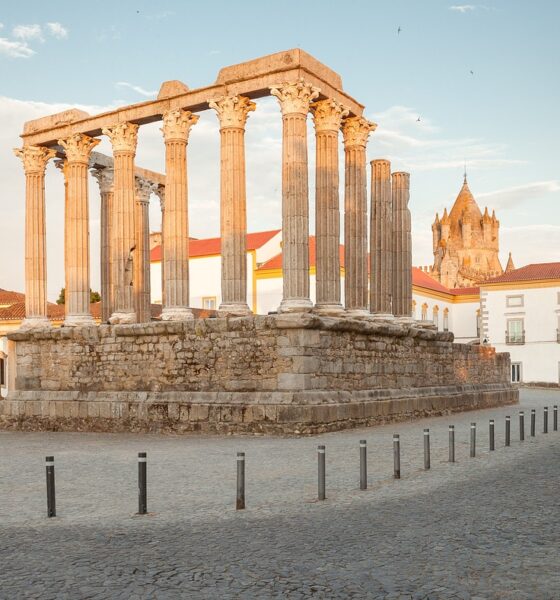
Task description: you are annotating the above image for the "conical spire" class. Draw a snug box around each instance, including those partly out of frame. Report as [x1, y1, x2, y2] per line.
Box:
[441, 207, 450, 224]
[482, 206, 492, 223]
[505, 252, 515, 272]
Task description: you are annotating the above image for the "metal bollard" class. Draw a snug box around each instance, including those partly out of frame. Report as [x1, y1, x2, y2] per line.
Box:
[543, 407, 548, 434]
[318, 445, 326, 500]
[489, 419, 495, 451]
[554, 406, 558, 432]
[393, 435, 401, 479]
[359, 440, 367, 490]
[138, 452, 147, 515]
[45, 456, 56, 518]
[423, 429, 430, 470]
[448, 425, 455, 463]
[505, 416, 511, 447]
[531, 409, 536, 437]
[519, 411, 525, 441]
[470, 423, 476, 458]
[236, 452, 245, 510]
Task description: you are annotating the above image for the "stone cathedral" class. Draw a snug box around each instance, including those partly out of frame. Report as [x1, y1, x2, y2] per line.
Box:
[430, 176, 508, 289]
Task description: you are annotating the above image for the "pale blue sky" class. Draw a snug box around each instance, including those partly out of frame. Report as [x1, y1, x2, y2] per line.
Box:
[0, 0, 559, 297]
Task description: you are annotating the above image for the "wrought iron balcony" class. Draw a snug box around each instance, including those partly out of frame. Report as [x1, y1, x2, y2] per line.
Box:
[505, 331, 525, 345]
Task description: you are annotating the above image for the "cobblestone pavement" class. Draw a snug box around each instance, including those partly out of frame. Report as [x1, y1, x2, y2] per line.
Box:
[0, 388, 559, 599]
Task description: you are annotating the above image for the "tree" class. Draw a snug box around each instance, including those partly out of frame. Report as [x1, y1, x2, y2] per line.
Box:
[56, 288, 101, 304]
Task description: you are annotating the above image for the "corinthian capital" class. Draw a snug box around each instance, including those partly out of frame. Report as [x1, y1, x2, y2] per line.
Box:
[270, 78, 321, 116]
[341, 116, 377, 148]
[311, 99, 350, 133]
[90, 167, 114, 194]
[58, 133, 100, 163]
[135, 176, 153, 204]
[161, 109, 199, 142]
[208, 95, 256, 129]
[13, 145, 56, 174]
[154, 184, 165, 211]
[102, 122, 139, 153]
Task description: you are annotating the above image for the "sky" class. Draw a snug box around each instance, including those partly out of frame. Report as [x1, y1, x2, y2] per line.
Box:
[0, 0, 559, 300]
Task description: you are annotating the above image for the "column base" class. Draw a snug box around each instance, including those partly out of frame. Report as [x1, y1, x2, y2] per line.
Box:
[19, 316, 51, 330]
[64, 314, 96, 327]
[344, 308, 371, 319]
[218, 303, 252, 317]
[415, 320, 438, 330]
[109, 311, 137, 325]
[161, 307, 194, 321]
[313, 303, 344, 316]
[395, 316, 415, 325]
[371, 312, 395, 321]
[277, 298, 313, 314]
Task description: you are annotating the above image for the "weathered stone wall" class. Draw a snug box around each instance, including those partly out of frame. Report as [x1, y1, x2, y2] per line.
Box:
[0, 314, 517, 434]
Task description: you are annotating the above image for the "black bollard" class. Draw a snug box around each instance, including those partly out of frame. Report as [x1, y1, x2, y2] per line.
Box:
[393, 435, 401, 479]
[359, 440, 367, 490]
[448, 425, 455, 463]
[318, 445, 326, 501]
[519, 411, 525, 441]
[45, 456, 56, 518]
[138, 452, 147, 515]
[489, 420, 495, 451]
[505, 416, 511, 447]
[554, 406, 558, 432]
[424, 429, 430, 470]
[531, 409, 536, 437]
[236, 452, 245, 510]
[470, 423, 476, 458]
[544, 407, 548, 434]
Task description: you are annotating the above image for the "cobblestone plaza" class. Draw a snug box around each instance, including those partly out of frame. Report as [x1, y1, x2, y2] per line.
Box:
[0, 388, 558, 599]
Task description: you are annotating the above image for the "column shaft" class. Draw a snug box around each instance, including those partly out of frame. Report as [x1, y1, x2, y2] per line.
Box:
[209, 95, 255, 315]
[14, 146, 56, 328]
[370, 159, 393, 316]
[134, 179, 152, 323]
[392, 172, 412, 318]
[161, 109, 199, 320]
[102, 123, 139, 324]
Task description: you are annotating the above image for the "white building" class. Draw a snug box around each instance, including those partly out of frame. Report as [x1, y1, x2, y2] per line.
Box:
[480, 263, 560, 385]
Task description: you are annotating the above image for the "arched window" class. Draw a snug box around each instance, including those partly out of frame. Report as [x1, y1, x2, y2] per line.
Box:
[421, 303, 428, 320]
[443, 308, 449, 332]
[412, 299, 417, 319]
[433, 305, 439, 328]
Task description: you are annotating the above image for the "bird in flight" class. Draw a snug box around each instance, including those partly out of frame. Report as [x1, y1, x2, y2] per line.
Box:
[397, 26, 402, 35]
[416, 117, 421, 122]
[470, 70, 474, 75]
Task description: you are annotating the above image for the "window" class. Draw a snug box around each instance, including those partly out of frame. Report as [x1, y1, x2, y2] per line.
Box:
[506, 295, 524, 308]
[421, 303, 428, 320]
[443, 308, 449, 332]
[202, 297, 216, 310]
[0, 357, 4, 386]
[511, 362, 522, 383]
[506, 319, 524, 344]
[432, 306, 439, 328]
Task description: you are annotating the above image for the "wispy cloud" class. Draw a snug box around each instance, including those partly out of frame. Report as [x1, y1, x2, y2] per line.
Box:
[478, 180, 560, 209]
[449, 5, 477, 13]
[0, 37, 35, 58]
[12, 24, 43, 41]
[46, 22, 68, 39]
[115, 81, 158, 97]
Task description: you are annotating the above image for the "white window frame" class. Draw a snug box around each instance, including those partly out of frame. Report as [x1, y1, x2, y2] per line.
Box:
[511, 362, 522, 383]
[202, 296, 217, 310]
[506, 295, 524, 308]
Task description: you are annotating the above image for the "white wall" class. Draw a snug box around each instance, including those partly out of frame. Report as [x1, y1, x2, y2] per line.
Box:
[483, 284, 560, 384]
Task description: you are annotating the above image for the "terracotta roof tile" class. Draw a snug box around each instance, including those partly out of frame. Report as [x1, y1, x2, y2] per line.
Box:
[0, 289, 25, 305]
[483, 262, 560, 284]
[150, 229, 281, 262]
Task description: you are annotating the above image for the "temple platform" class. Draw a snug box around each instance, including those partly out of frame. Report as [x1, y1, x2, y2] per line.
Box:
[0, 314, 518, 434]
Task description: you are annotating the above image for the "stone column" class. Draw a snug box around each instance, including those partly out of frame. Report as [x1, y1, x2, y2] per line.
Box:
[392, 172, 413, 319]
[209, 95, 256, 315]
[370, 159, 393, 317]
[161, 109, 199, 321]
[310, 99, 349, 315]
[341, 117, 377, 317]
[91, 167, 114, 322]
[154, 185, 165, 307]
[102, 122, 139, 324]
[13, 145, 56, 329]
[270, 79, 320, 313]
[134, 177, 152, 323]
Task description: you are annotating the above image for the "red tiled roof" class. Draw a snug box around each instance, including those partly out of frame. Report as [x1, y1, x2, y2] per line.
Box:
[257, 236, 345, 270]
[150, 229, 281, 262]
[411, 268, 450, 294]
[450, 286, 480, 296]
[0, 289, 25, 305]
[483, 262, 560, 284]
